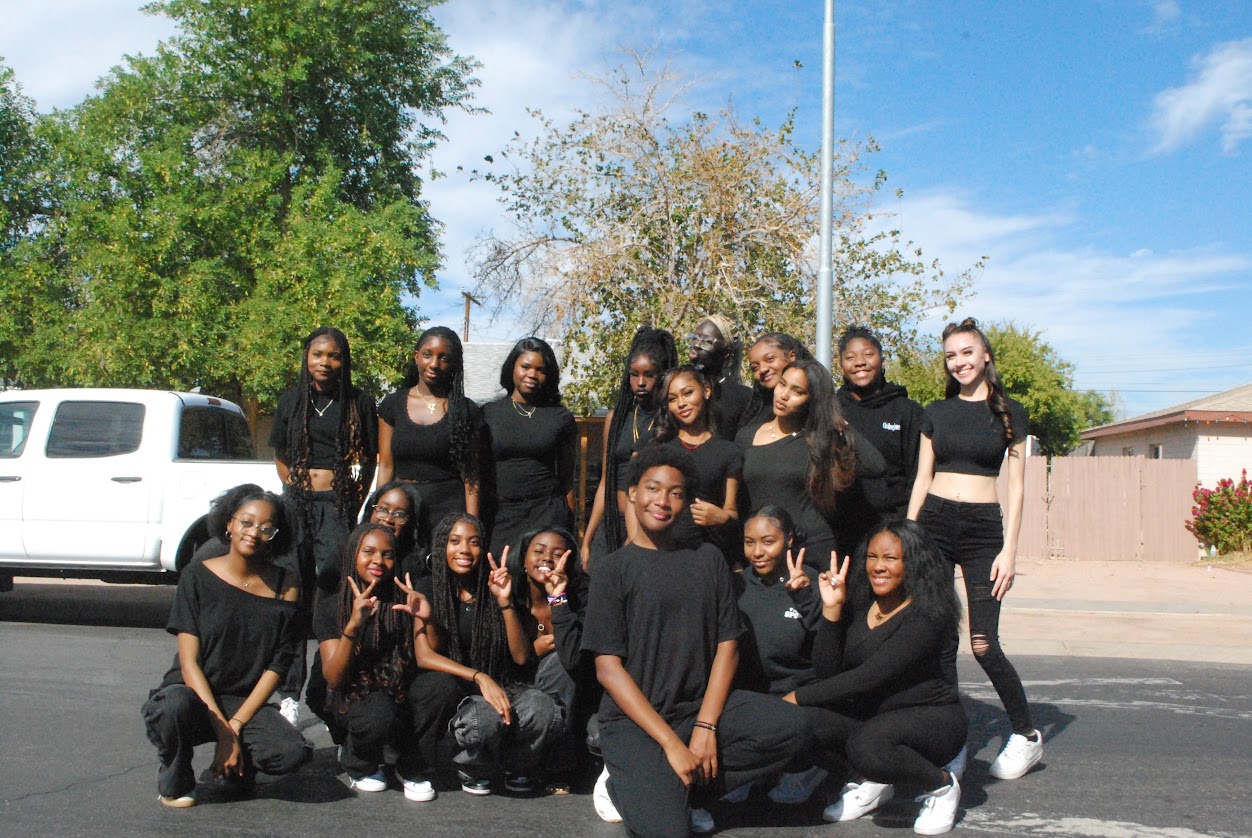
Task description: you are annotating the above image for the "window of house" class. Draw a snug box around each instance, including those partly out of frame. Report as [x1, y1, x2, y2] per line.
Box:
[1149, 444, 1163, 460]
[1122, 446, 1136, 457]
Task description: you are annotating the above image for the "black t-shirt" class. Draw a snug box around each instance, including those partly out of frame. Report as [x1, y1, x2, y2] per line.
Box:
[413, 575, 488, 671]
[269, 387, 379, 471]
[641, 437, 743, 549]
[379, 390, 482, 483]
[313, 584, 414, 702]
[922, 396, 1028, 477]
[793, 607, 959, 716]
[735, 566, 821, 695]
[484, 398, 576, 500]
[159, 561, 300, 698]
[738, 432, 832, 545]
[837, 383, 924, 520]
[711, 380, 753, 440]
[612, 406, 658, 484]
[582, 542, 742, 724]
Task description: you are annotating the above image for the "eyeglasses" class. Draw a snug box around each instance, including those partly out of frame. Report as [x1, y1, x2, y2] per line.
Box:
[372, 505, 411, 523]
[231, 517, 279, 541]
[685, 333, 718, 349]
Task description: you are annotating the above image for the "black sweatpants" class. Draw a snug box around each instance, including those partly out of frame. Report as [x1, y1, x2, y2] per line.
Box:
[335, 670, 462, 780]
[805, 702, 966, 791]
[142, 685, 310, 798]
[600, 690, 814, 838]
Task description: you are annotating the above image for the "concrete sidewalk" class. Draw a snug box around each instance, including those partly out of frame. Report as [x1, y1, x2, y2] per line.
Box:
[970, 559, 1252, 666]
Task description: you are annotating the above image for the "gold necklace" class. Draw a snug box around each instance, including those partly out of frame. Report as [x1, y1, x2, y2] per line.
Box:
[631, 404, 655, 444]
[415, 390, 443, 413]
[512, 400, 536, 419]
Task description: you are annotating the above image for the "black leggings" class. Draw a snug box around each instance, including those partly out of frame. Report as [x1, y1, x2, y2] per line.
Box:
[919, 495, 1034, 734]
[805, 703, 966, 790]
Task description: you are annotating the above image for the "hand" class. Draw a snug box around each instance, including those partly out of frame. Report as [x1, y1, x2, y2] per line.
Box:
[989, 549, 1016, 601]
[689, 498, 726, 528]
[817, 553, 850, 610]
[664, 740, 701, 788]
[211, 728, 243, 779]
[688, 725, 718, 783]
[487, 546, 513, 606]
[579, 542, 591, 572]
[346, 576, 380, 630]
[780, 691, 798, 705]
[542, 549, 572, 597]
[784, 547, 810, 591]
[392, 573, 432, 622]
[474, 672, 512, 726]
[533, 633, 556, 657]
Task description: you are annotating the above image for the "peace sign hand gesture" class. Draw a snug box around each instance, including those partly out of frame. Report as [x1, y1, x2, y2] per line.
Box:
[783, 547, 810, 591]
[487, 546, 513, 607]
[346, 576, 380, 634]
[393, 572, 432, 624]
[817, 553, 851, 619]
[542, 549, 572, 598]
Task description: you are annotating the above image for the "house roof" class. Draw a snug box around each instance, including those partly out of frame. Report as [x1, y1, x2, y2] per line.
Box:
[1081, 382, 1252, 440]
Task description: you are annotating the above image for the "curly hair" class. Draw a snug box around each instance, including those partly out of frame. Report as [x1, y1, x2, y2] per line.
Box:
[601, 327, 679, 551]
[782, 358, 857, 518]
[402, 326, 482, 486]
[360, 480, 427, 561]
[426, 513, 513, 684]
[941, 317, 1015, 444]
[498, 336, 563, 407]
[650, 365, 715, 443]
[844, 518, 961, 631]
[283, 327, 372, 526]
[506, 526, 582, 612]
[334, 523, 413, 705]
[744, 332, 813, 425]
[208, 484, 292, 556]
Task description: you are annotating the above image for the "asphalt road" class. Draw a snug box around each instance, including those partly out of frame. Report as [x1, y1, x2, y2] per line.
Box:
[1, 580, 1249, 838]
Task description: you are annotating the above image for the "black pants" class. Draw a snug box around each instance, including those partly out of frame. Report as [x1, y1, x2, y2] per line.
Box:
[335, 670, 462, 780]
[918, 495, 1034, 734]
[601, 690, 814, 838]
[489, 493, 574, 558]
[142, 685, 311, 798]
[805, 703, 966, 790]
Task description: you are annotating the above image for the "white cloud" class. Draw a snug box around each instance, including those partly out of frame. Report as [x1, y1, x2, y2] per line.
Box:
[1149, 38, 1252, 155]
[1144, 0, 1181, 33]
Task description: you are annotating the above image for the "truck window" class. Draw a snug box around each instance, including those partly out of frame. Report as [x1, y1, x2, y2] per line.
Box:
[46, 401, 145, 458]
[0, 401, 39, 458]
[178, 406, 257, 460]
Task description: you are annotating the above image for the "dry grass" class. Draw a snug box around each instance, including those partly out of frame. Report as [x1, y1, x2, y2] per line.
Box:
[1193, 550, 1252, 569]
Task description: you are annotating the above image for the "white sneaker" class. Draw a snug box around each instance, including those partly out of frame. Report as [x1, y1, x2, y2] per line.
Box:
[279, 696, 300, 727]
[768, 766, 829, 804]
[989, 729, 1043, 780]
[913, 777, 960, 835]
[399, 774, 436, 802]
[593, 766, 622, 823]
[721, 781, 753, 803]
[823, 780, 894, 822]
[944, 744, 969, 782]
[690, 807, 715, 834]
[349, 769, 387, 793]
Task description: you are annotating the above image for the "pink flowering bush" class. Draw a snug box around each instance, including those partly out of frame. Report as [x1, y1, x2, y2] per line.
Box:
[1186, 470, 1252, 554]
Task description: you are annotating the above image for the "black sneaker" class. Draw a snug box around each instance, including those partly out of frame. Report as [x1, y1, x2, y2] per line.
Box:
[458, 772, 492, 796]
[505, 774, 535, 794]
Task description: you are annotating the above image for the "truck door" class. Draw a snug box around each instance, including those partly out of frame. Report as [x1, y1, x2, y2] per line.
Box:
[22, 400, 154, 566]
[0, 401, 39, 560]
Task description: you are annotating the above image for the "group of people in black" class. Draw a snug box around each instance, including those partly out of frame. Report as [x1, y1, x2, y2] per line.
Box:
[142, 315, 1044, 836]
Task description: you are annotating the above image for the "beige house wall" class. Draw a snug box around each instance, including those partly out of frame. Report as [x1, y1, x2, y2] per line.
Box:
[1195, 425, 1252, 486]
[1087, 422, 1251, 487]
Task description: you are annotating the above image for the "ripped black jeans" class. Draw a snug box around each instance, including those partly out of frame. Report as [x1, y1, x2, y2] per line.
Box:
[918, 495, 1034, 735]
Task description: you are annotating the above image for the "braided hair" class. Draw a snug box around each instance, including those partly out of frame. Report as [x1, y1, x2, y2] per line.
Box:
[284, 327, 372, 525]
[427, 513, 513, 684]
[334, 523, 413, 705]
[744, 332, 813, 425]
[402, 326, 481, 486]
[601, 327, 679, 552]
[941, 318, 1016, 444]
[650, 365, 716, 443]
[783, 358, 857, 518]
[506, 526, 583, 612]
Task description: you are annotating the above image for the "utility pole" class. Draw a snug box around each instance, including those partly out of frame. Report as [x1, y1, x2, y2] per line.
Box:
[462, 291, 482, 342]
[816, 0, 836, 369]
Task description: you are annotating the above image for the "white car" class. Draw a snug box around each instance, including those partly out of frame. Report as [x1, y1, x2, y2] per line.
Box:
[0, 389, 282, 590]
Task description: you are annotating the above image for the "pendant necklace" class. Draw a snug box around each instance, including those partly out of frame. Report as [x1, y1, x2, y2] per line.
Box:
[311, 396, 335, 417]
[631, 404, 656, 444]
[513, 400, 537, 419]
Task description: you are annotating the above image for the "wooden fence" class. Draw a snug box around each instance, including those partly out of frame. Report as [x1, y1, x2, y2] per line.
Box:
[1002, 456, 1199, 562]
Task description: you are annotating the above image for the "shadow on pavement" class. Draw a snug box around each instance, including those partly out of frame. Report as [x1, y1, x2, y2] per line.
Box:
[0, 580, 174, 628]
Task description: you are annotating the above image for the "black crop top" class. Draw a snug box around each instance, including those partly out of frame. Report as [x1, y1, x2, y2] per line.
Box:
[268, 387, 378, 471]
[921, 396, 1027, 477]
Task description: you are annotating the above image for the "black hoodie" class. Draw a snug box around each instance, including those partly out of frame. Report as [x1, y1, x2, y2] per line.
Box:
[837, 381, 924, 524]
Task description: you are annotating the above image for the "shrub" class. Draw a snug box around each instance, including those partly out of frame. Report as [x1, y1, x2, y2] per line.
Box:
[1186, 470, 1252, 554]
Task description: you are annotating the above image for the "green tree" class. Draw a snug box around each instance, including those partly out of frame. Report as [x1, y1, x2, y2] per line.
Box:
[470, 56, 975, 412]
[0, 62, 48, 250]
[891, 321, 1113, 455]
[0, 0, 477, 405]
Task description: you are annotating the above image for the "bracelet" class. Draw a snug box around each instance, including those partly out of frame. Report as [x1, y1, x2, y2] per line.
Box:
[471, 670, 483, 684]
[499, 603, 514, 611]
[342, 631, 357, 641]
[229, 717, 243, 727]
[694, 720, 718, 733]
[546, 593, 568, 606]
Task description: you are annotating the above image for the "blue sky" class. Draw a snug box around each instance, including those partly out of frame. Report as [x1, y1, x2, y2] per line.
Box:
[3, 0, 1250, 419]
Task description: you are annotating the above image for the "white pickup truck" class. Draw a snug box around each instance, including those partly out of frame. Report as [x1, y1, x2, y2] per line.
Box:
[0, 388, 282, 590]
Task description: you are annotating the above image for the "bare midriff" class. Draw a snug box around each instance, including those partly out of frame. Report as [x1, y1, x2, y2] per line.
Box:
[928, 471, 1000, 505]
[305, 468, 336, 492]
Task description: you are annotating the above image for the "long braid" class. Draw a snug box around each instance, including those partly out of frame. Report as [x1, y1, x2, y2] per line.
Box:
[602, 328, 679, 551]
[403, 327, 481, 487]
[941, 318, 1016, 444]
[428, 514, 511, 684]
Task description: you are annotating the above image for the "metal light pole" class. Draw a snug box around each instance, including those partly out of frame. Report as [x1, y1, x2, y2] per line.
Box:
[815, 0, 836, 369]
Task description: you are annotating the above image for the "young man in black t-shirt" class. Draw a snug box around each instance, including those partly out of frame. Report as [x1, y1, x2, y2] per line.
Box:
[583, 446, 813, 837]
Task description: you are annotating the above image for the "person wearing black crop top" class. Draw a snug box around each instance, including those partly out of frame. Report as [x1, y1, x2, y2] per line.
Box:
[142, 486, 310, 808]
[269, 327, 378, 725]
[738, 358, 887, 571]
[579, 327, 678, 569]
[686, 314, 753, 440]
[484, 337, 577, 557]
[377, 327, 487, 538]
[907, 318, 1043, 782]
[782, 520, 966, 835]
